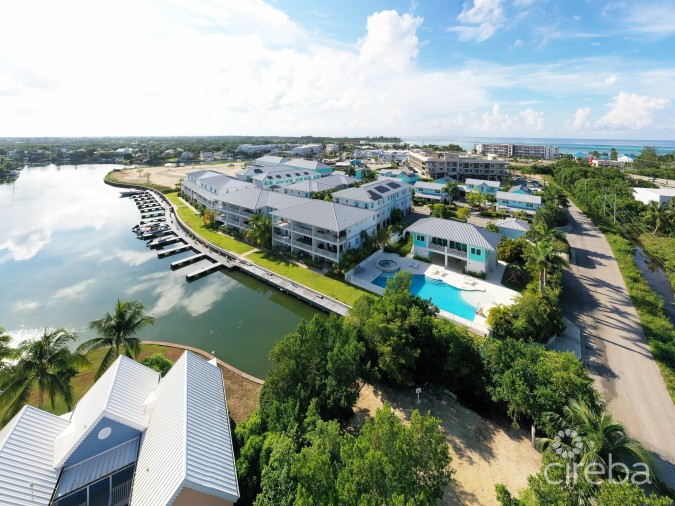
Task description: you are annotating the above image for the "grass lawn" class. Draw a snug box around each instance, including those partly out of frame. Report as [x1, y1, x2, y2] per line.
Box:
[248, 251, 369, 306]
[1, 343, 260, 425]
[165, 192, 255, 255]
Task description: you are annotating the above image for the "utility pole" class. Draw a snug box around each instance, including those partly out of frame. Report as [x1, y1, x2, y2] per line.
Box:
[603, 192, 607, 218]
[613, 194, 617, 225]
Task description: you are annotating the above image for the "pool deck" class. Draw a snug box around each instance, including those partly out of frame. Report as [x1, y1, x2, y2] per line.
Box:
[349, 252, 520, 336]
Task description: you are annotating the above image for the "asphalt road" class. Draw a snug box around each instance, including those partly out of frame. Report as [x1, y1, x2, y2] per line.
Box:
[560, 202, 675, 486]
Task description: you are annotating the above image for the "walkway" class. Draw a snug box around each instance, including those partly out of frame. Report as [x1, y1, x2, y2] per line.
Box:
[560, 202, 675, 484]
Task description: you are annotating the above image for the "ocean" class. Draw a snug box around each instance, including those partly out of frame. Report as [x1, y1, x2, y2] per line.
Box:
[401, 136, 675, 156]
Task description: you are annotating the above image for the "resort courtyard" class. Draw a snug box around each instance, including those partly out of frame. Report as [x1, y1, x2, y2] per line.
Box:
[347, 251, 520, 336]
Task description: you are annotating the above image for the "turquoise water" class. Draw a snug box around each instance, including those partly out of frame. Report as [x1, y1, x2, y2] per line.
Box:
[372, 272, 477, 321]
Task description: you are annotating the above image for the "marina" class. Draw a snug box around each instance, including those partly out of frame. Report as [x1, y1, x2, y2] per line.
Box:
[170, 253, 207, 269]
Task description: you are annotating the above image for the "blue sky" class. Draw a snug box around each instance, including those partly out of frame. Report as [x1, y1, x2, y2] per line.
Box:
[1, 0, 674, 139]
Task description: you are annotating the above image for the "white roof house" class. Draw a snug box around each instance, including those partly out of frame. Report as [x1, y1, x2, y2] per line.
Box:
[405, 218, 500, 252]
[273, 200, 377, 233]
[633, 187, 675, 205]
[255, 155, 290, 166]
[282, 174, 356, 197]
[464, 178, 500, 188]
[0, 352, 239, 506]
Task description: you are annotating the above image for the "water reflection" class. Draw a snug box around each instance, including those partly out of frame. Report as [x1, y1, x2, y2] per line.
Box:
[0, 165, 322, 378]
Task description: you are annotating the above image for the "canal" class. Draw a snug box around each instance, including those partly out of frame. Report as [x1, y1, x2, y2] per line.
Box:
[0, 164, 322, 379]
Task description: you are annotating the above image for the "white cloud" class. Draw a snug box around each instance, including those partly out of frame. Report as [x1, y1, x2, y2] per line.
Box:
[597, 92, 670, 129]
[604, 74, 619, 86]
[513, 38, 525, 48]
[0, 229, 52, 261]
[448, 0, 504, 42]
[520, 108, 545, 130]
[571, 107, 592, 130]
[359, 11, 423, 71]
[52, 280, 96, 302]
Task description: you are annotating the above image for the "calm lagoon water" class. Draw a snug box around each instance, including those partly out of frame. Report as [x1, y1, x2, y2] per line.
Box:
[372, 272, 477, 321]
[0, 165, 321, 378]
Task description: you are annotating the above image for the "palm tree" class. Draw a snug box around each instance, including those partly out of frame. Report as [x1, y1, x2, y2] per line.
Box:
[526, 221, 568, 245]
[642, 201, 665, 235]
[0, 328, 89, 423]
[539, 399, 664, 490]
[0, 327, 13, 364]
[525, 240, 569, 292]
[244, 213, 272, 248]
[444, 181, 460, 201]
[78, 299, 155, 379]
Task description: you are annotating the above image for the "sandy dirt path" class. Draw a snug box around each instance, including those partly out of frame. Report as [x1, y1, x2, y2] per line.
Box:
[352, 384, 541, 505]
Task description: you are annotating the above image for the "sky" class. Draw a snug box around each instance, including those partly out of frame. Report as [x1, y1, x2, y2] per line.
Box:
[1, 0, 675, 140]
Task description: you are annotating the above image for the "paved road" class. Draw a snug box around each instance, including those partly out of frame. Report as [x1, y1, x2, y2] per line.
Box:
[560, 202, 675, 485]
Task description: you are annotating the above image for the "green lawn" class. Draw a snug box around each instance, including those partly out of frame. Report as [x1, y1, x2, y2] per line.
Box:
[248, 251, 369, 306]
[165, 192, 255, 255]
[164, 192, 368, 306]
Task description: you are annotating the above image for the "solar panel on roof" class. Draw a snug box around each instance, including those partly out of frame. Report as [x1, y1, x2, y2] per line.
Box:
[388, 182, 401, 189]
[275, 174, 281, 178]
[254, 169, 262, 173]
[367, 190, 382, 200]
[374, 185, 389, 193]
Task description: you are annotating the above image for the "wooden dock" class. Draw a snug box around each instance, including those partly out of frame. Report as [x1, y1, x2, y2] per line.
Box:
[170, 253, 207, 270]
[158, 244, 192, 258]
[141, 212, 165, 219]
[186, 262, 224, 281]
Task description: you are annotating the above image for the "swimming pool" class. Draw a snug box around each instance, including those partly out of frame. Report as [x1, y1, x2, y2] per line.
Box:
[372, 273, 478, 321]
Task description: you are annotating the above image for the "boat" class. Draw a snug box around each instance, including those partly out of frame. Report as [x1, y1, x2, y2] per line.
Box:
[120, 189, 145, 197]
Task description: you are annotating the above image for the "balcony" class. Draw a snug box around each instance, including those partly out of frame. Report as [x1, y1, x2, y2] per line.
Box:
[314, 248, 338, 262]
[313, 230, 341, 243]
[272, 233, 291, 243]
[291, 225, 313, 235]
[428, 242, 467, 258]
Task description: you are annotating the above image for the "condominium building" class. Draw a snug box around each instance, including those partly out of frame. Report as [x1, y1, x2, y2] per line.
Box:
[496, 191, 542, 215]
[475, 143, 560, 160]
[282, 174, 356, 198]
[251, 168, 322, 189]
[464, 178, 500, 195]
[412, 181, 450, 203]
[216, 188, 307, 233]
[271, 200, 377, 263]
[255, 155, 290, 166]
[405, 217, 500, 274]
[237, 143, 288, 153]
[325, 143, 340, 153]
[181, 170, 254, 208]
[236, 164, 322, 184]
[332, 179, 413, 228]
[290, 144, 323, 156]
[407, 150, 509, 180]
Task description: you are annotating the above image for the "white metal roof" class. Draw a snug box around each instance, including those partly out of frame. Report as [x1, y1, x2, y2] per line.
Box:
[53, 356, 160, 468]
[219, 187, 307, 211]
[496, 191, 542, 204]
[256, 155, 289, 165]
[282, 159, 330, 171]
[131, 351, 239, 506]
[405, 217, 500, 251]
[465, 178, 500, 187]
[333, 179, 411, 203]
[0, 406, 70, 506]
[273, 200, 376, 232]
[283, 174, 355, 193]
[495, 217, 531, 231]
[414, 181, 447, 191]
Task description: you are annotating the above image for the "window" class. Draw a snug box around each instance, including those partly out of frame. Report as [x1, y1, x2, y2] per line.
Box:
[470, 247, 481, 256]
[415, 234, 425, 243]
[526, 203, 534, 208]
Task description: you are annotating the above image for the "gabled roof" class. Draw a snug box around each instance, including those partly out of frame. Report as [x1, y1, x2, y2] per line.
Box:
[282, 159, 330, 171]
[495, 217, 531, 231]
[273, 201, 376, 232]
[53, 356, 160, 467]
[131, 352, 239, 505]
[283, 174, 356, 193]
[465, 178, 500, 187]
[508, 184, 532, 194]
[252, 169, 320, 182]
[199, 174, 253, 191]
[256, 155, 289, 165]
[186, 170, 222, 180]
[0, 406, 70, 506]
[414, 181, 446, 191]
[219, 188, 307, 210]
[496, 191, 542, 204]
[333, 179, 411, 203]
[405, 217, 500, 251]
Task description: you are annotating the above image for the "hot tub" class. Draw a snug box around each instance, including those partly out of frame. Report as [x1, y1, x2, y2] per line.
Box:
[377, 259, 400, 273]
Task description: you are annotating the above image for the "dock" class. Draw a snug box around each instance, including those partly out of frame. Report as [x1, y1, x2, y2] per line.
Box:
[158, 244, 192, 258]
[186, 262, 226, 281]
[141, 229, 172, 240]
[148, 235, 180, 249]
[141, 212, 165, 219]
[170, 253, 207, 270]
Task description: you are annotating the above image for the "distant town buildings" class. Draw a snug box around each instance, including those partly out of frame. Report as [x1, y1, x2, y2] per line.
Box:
[324, 143, 340, 153]
[290, 144, 323, 157]
[407, 150, 509, 181]
[475, 143, 559, 160]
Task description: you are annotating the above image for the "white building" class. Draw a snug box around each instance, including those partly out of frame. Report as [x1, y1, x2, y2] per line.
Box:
[181, 170, 254, 209]
[291, 144, 323, 156]
[0, 353, 239, 506]
[475, 143, 559, 160]
[199, 151, 214, 162]
[591, 159, 624, 168]
[633, 187, 675, 206]
[251, 168, 322, 189]
[618, 154, 636, 163]
[216, 188, 307, 233]
[496, 191, 542, 215]
[237, 143, 289, 154]
[282, 174, 356, 198]
[332, 179, 412, 228]
[325, 143, 340, 153]
[408, 150, 509, 180]
[272, 200, 377, 263]
[255, 155, 290, 166]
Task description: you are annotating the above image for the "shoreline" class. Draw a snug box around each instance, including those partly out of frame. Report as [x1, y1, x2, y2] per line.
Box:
[142, 340, 264, 384]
